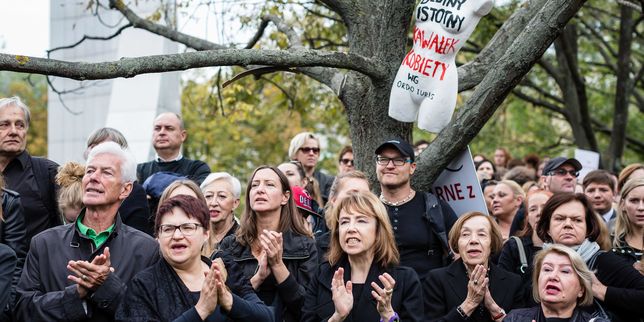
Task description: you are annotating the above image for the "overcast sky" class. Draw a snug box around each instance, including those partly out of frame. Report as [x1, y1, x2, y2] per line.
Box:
[0, 0, 50, 57]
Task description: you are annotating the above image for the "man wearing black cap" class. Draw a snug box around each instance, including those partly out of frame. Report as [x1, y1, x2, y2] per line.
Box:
[540, 157, 583, 194]
[375, 139, 458, 278]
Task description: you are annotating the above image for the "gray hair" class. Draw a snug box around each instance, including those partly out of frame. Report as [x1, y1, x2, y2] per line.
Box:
[155, 112, 185, 130]
[86, 141, 137, 183]
[288, 132, 319, 160]
[200, 172, 242, 198]
[86, 127, 128, 149]
[0, 96, 31, 127]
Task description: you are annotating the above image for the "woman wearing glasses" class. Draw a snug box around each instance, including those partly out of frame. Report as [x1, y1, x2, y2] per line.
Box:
[215, 166, 317, 322]
[116, 195, 273, 321]
[337, 146, 355, 175]
[289, 132, 334, 204]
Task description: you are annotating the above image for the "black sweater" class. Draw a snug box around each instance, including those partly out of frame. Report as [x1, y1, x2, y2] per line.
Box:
[137, 158, 210, 185]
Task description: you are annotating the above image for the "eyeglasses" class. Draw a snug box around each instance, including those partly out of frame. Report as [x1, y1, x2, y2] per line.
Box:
[299, 147, 320, 154]
[340, 158, 354, 166]
[548, 169, 579, 177]
[158, 223, 203, 237]
[376, 156, 411, 166]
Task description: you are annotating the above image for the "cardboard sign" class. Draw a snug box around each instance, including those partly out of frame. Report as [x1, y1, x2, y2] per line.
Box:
[431, 146, 489, 216]
[389, 0, 494, 132]
[574, 149, 600, 181]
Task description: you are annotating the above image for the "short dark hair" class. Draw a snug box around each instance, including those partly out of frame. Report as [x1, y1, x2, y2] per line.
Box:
[535, 193, 602, 244]
[582, 170, 615, 191]
[155, 195, 209, 236]
[338, 145, 353, 162]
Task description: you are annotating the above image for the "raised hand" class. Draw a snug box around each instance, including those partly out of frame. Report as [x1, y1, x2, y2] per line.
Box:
[213, 259, 233, 312]
[67, 247, 114, 298]
[250, 250, 271, 290]
[195, 262, 219, 320]
[371, 272, 396, 321]
[259, 230, 284, 268]
[461, 264, 489, 315]
[330, 267, 353, 321]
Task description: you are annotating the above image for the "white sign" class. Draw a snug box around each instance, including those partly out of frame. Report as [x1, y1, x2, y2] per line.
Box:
[574, 149, 600, 181]
[388, 0, 494, 132]
[431, 146, 488, 216]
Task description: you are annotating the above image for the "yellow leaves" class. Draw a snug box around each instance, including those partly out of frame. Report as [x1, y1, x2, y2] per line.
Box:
[147, 9, 162, 22]
[15, 56, 29, 65]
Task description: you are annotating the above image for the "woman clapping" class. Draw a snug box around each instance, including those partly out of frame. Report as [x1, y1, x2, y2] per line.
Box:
[303, 191, 423, 322]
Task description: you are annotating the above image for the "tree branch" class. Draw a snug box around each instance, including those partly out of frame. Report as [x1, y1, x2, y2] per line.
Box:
[47, 23, 133, 56]
[0, 49, 386, 81]
[414, 0, 587, 190]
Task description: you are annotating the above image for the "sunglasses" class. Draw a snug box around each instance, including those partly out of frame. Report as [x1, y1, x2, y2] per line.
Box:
[299, 147, 320, 154]
[548, 169, 579, 177]
[340, 158, 354, 165]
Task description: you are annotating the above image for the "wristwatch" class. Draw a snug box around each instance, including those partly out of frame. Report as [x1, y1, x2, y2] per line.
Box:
[492, 308, 506, 320]
[380, 312, 400, 322]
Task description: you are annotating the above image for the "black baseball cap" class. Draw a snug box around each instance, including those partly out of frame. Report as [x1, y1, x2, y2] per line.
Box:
[375, 139, 415, 162]
[542, 157, 582, 175]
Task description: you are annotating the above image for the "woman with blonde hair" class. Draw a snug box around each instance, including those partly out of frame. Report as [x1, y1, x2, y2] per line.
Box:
[504, 244, 598, 321]
[200, 172, 241, 257]
[491, 180, 525, 240]
[55, 162, 85, 224]
[612, 178, 644, 274]
[303, 190, 423, 321]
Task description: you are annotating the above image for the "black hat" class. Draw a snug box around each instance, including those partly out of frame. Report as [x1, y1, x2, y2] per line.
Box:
[375, 139, 415, 162]
[542, 157, 582, 175]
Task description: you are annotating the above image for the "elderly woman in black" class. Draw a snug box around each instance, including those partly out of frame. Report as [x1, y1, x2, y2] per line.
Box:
[536, 193, 644, 321]
[215, 166, 317, 322]
[303, 190, 423, 322]
[423, 212, 523, 321]
[116, 195, 272, 321]
[505, 244, 599, 322]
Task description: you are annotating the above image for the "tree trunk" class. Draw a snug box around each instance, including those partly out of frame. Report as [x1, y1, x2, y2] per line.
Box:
[607, 5, 634, 172]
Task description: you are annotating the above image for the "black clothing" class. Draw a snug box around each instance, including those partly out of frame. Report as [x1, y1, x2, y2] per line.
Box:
[3, 151, 60, 245]
[315, 231, 330, 264]
[384, 192, 458, 279]
[508, 205, 525, 238]
[423, 259, 524, 322]
[313, 169, 334, 203]
[504, 306, 596, 322]
[302, 257, 424, 322]
[498, 236, 541, 306]
[14, 212, 160, 321]
[118, 182, 152, 235]
[116, 256, 274, 322]
[137, 158, 210, 185]
[589, 251, 644, 322]
[0, 243, 16, 321]
[215, 231, 318, 322]
[611, 237, 642, 267]
[0, 188, 27, 309]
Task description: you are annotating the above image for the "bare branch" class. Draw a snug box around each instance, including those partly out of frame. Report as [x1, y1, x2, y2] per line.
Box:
[245, 18, 270, 49]
[512, 89, 567, 115]
[47, 23, 133, 56]
[0, 49, 386, 81]
[263, 14, 302, 48]
[108, 0, 227, 50]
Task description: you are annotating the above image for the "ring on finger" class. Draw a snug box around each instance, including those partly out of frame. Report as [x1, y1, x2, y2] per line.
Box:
[82, 274, 88, 281]
[473, 280, 478, 285]
[385, 288, 393, 294]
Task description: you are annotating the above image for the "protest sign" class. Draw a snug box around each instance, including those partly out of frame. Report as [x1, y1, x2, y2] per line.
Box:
[574, 149, 600, 181]
[431, 146, 488, 216]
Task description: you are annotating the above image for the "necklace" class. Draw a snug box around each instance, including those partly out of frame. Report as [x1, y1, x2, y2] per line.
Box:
[380, 190, 415, 206]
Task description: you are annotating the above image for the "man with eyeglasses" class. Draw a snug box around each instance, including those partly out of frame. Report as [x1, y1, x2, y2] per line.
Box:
[375, 139, 457, 279]
[540, 157, 583, 194]
[288, 132, 335, 203]
[14, 142, 159, 321]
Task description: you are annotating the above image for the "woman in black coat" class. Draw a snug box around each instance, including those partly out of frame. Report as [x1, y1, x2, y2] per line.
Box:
[214, 166, 317, 322]
[302, 191, 423, 322]
[536, 193, 644, 322]
[423, 212, 524, 322]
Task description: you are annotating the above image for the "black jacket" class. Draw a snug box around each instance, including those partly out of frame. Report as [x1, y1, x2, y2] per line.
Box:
[215, 231, 318, 322]
[118, 182, 152, 235]
[497, 236, 540, 306]
[116, 256, 274, 322]
[423, 260, 524, 322]
[302, 257, 423, 322]
[504, 306, 598, 322]
[0, 243, 17, 321]
[313, 169, 334, 204]
[0, 188, 27, 305]
[14, 212, 160, 322]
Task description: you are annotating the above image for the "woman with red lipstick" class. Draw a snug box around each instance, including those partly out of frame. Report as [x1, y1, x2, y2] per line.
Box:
[504, 244, 597, 321]
[536, 193, 644, 321]
[302, 190, 423, 322]
[423, 212, 524, 322]
[200, 172, 241, 257]
[612, 178, 644, 274]
[215, 166, 317, 322]
[116, 195, 273, 321]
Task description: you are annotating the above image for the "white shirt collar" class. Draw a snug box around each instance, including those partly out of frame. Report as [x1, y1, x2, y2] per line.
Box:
[156, 152, 183, 163]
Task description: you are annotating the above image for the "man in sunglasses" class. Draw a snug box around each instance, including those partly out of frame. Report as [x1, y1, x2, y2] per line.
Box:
[540, 157, 583, 194]
[375, 138, 457, 279]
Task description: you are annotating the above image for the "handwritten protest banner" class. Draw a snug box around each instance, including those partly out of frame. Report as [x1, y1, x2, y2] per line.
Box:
[389, 0, 494, 132]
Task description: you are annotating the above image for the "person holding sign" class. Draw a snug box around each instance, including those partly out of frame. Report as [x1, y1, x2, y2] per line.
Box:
[375, 138, 457, 279]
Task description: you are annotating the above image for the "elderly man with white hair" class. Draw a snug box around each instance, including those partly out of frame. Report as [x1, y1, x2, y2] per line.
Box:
[14, 142, 159, 321]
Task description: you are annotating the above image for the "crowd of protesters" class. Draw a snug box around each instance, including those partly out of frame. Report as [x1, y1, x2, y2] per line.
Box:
[0, 95, 643, 321]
